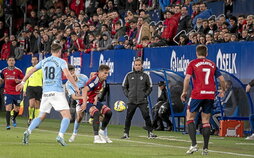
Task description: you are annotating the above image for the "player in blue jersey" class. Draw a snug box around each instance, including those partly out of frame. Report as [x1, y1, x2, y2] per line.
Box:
[16, 43, 80, 146]
[65, 64, 88, 142]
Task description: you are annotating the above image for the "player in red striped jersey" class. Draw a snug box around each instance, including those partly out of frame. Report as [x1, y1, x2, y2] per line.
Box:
[181, 45, 226, 155]
[0, 57, 24, 130]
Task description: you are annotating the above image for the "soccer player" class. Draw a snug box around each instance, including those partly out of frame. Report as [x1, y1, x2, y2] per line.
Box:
[80, 65, 113, 143]
[23, 56, 43, 125]
[16, 43, 80, 146]
[65, 64, 88, 142]
[0, 56, 24, 130]
[181, 44, 226, 155]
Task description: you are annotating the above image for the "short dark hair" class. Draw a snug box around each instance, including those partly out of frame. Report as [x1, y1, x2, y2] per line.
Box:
[51, 43, 62, 53]
[68, 64, 75, 71]
[7, 56, 15, 60]
[196, 44, 208, 56]
[99, 64, 110, 71]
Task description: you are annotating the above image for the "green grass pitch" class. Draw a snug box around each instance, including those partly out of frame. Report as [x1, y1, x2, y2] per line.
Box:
[0, 115, 253, 158]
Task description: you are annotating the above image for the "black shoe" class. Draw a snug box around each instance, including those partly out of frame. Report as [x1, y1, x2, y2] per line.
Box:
[121, 133, 129, 139]
[148, 132, 157, 139]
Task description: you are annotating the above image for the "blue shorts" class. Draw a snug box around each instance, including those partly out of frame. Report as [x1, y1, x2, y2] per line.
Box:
[188, 98, 214, 114]
[4, 94, 21, 106]
[85, 102, 104, 112]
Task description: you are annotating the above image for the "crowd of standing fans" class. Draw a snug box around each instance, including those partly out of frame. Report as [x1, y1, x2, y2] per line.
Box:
[0, 0, 253, 60]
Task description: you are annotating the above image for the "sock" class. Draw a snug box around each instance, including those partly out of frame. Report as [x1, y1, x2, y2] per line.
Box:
[59, 118, 70, 136]
[202, 123, 211, 149]
[73, 120, 80, 134]
[34, 109, 40, 118]
[93, 111, 100, 135]
[101, 110, 112, 130]
[28, 117, 42, 132]
[13, 111, 19, 120]
[187, 120, 197, 146]
[28, 107, 34, 119]
[6, 111, 11, 126]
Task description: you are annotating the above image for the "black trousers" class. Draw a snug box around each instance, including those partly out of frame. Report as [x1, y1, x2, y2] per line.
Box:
[124, 103, 153, 134]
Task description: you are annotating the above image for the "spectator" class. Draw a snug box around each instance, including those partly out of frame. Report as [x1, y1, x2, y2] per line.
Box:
[136, 17, 151, 44]
[208, 18, 217, 34]
[198, 34, 206, 44]
[230, 33, 238, 42]
[239, 30, 249, 41]
[205, 33, 214, 45]
[238, 15, 246, 33]
[70, 32, 85, 52]
[191, 3, 200, 20]
[69, 0, 85, 16]
[224, 32, 232, 42]
[229, 16, 238, 33]
[161, 11, 178, 44]
[126, 0, 139, 13]
[243, 15, 254, 33]
[200, 19, 210, 34]
[0, 36, 11, 60]
[127, 19, 138, 41]
[192, 3, 212, 27]
[114, 21, 126, 40]
[178, 34, 189, 46]
[194, 18, 203, 32]
[98, 32, 112, 51]
[177, 6, 192, 33]
[225, 0, 233, 17]
[26, 10, 38, 27]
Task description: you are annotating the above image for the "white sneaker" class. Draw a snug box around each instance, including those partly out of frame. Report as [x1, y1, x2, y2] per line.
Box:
[186, 144, 198, 154]
[99, 129, 107, 142]
[69, 133, 77, 142]
[246, 134, 254, 140]
[94, 135, 106, 143]
[105, 136, 113, 143]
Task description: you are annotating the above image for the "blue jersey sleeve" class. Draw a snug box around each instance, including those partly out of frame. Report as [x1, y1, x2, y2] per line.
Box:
[35, 61, 42, 70]
[215, 67, 222, 78]
[60, 59, 68, 70]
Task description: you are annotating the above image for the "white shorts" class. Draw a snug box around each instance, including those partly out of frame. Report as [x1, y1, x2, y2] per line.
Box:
[40, 92, 69, 113]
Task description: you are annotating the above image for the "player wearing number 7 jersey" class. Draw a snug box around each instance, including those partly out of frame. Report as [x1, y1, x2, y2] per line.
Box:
[181, 45, 226, 155]
[16, 43, 80, 146]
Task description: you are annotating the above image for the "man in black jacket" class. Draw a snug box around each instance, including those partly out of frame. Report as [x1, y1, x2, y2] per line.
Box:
[121, 58, 157, 139]
[152, 81, 173, 131]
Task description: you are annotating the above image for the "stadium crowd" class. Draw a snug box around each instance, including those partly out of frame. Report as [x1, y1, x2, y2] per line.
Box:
[0, 0, 253, 60]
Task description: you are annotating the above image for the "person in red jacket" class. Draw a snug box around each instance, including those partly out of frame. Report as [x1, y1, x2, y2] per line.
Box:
[161, 11, 178, 44]
[1, 36, 11, 60]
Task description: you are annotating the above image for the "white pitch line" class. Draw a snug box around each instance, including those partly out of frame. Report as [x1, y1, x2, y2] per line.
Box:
[12, 127, 254, 157]
[236, 143, 254, 146]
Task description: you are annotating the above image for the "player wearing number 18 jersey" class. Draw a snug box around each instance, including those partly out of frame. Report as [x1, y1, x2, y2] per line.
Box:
[181, 45, 226, 155]
[16, 43, 79, 146]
